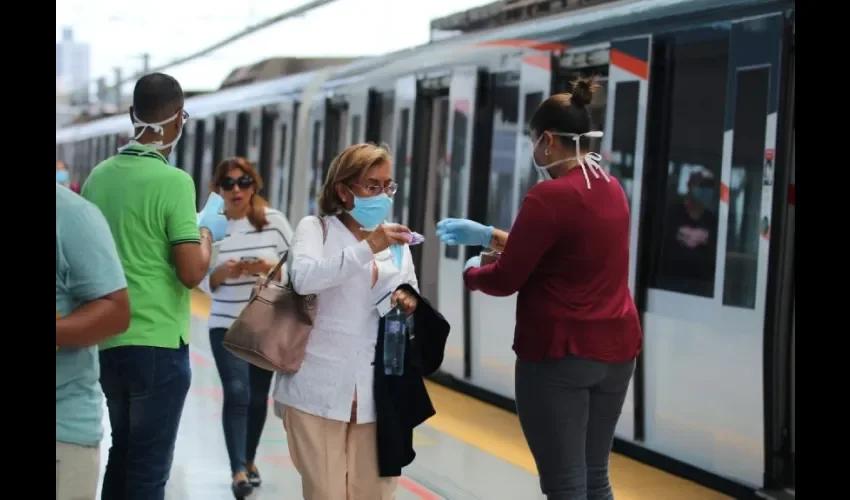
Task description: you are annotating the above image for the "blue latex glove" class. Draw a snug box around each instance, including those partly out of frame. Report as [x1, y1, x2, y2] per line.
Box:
[198, 193, 228, 242]
[464, 255, 482, 273]
[435, 218, 494, 247]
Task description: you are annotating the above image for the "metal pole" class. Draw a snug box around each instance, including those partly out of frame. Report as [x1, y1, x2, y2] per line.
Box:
[141, 53, 150, 74]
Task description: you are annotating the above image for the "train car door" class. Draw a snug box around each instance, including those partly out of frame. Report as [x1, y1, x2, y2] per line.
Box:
[765, 17, 795, 492]
[601, 35, 652, 442]
[391, 76, 416, 226]
[306, 99, 327, 218]
[715, 16, 784, 486]
[324, 98, 349, 167]
[224, 112, 239, 159]
[182, 120, 197, 178]
[246, 107, 262, 164]
[640, 15, 784, 486]
[408, 74, 449, 309]
[269, 100, 294, 212]
[347, 88, 369, 145]
[437, 67, 478, 381]
[199, 117, 217, 208]
[105, 135, 116, 161]
[468, 53, 550, 399]
[514, 53, 551, 202]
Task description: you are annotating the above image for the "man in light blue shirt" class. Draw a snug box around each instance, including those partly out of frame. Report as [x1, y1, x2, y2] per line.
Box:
[56, 184, 130, 500]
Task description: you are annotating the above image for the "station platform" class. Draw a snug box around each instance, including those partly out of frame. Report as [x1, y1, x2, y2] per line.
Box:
[95, 291, 732, 499]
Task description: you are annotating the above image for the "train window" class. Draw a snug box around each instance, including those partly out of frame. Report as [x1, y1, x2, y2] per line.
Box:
[336, 108, 349, 154]
[609, 81, 640, 207]
[380, 93, 395, 145]
[286, 109, 300, 215]
[279, 123, 289, 172]
[517, 91, 544, 208]
[213, 120, 224, 167]
[227, 129, 236, 158]
[175, 132, 185, 170]
[445, 102, 469, 260]
[308, 120, 322, 215]
[487, 73, 520, 229]
[650, 31, 729, 298]
[351, 115, 362, 144]
[193, 122, 207, 206]
[277, 123, 289, 210]
[723, 68, 769, 309]
[392, 109, 410, 223]
[236, 113, 249, 157]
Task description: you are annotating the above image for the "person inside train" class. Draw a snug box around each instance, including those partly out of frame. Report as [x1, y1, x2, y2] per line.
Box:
[656, 167, 718, 297]
[274, 143, 449, 500]
[81, 72, 230, 500]
[56, 183, 130, 500]
[436, 78, 642, 500]
[201, 157, 293, 498]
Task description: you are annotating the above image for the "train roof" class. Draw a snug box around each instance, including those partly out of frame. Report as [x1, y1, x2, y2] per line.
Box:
[56, 0, 788, 144]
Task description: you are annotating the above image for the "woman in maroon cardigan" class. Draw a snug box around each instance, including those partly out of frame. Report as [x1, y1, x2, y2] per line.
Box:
[436, 78, 642, 500]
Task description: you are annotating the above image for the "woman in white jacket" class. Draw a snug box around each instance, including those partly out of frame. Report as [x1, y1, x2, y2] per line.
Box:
[274, 143, 419, 500]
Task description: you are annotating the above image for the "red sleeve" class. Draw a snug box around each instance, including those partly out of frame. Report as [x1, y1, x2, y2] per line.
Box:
[464, 193, 558, 297]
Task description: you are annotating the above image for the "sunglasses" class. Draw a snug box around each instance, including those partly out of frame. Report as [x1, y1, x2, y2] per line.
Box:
[219, 175, 254, 191]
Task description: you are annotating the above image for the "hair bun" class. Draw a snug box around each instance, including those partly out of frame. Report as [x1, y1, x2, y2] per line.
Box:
[570, 76, 599, 108]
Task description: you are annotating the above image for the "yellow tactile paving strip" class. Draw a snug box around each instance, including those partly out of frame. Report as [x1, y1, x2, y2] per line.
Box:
[190, 290, 731, 500]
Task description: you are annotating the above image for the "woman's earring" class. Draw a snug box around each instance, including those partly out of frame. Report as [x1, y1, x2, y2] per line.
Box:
[544, 148, 550, 156]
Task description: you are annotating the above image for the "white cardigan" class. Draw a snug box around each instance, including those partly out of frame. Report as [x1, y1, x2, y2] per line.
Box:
[272, 215, 419, 424]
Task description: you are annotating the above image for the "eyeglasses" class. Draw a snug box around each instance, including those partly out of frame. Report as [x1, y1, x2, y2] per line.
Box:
[182, 110, 190, 121]
[352, 182, 398, 197]
[219, 175, 254, 191]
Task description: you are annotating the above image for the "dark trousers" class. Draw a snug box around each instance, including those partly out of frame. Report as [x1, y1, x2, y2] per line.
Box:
[99, 342, 192, 500]
[209, 327, 274, 476]
[515, 355, 636, 500]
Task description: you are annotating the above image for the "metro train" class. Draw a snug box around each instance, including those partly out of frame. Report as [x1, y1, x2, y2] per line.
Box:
[55, 0, 796, 496]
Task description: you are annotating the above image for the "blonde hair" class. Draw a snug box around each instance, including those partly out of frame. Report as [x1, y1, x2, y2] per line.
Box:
[318, 142, 392, 216]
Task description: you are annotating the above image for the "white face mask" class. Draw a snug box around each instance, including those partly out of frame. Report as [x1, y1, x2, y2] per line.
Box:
[531, 131, 610, 189]
[118, 109, 187, 153]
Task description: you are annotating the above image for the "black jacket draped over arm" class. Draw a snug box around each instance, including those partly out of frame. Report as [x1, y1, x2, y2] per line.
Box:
[372, 283, 450, 477]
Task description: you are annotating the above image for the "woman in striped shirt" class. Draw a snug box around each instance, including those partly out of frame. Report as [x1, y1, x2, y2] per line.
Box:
[202, 157, 293, 498]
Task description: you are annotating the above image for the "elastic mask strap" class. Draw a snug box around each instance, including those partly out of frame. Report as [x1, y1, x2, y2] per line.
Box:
[553, 132, 609, 189]
[118, 110, 181, 152]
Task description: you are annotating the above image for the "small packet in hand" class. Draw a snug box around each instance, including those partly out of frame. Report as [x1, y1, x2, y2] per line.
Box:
[480, 251, 502, 266]
[407, 232, 425, 246]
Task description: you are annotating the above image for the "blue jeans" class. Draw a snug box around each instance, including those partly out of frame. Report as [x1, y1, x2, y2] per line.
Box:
[99, 342, 191, 500]
[209, 328, 274, 476]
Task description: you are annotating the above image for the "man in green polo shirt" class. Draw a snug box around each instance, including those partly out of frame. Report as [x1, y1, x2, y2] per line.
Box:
[82, 72, 228, 500]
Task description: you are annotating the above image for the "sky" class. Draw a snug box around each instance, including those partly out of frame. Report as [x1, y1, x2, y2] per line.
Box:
[56, 0, 492, 93]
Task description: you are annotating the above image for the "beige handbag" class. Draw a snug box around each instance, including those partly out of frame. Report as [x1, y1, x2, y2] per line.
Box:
[222, 217, 327, 373]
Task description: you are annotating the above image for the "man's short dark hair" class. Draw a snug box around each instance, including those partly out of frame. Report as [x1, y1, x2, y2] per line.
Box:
[132, 72, 184, 122]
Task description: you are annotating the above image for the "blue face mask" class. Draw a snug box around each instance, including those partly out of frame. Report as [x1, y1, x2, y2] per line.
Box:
[390, 244, 403, 269]
[348, 193, 393, 231]
[691, 187, 715, 207]
[56, 170, 70, 184]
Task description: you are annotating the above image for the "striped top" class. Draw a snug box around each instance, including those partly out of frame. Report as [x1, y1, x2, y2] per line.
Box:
[201, 207, 294, 330]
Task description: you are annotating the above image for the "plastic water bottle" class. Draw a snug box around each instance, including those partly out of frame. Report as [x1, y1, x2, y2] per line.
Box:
[383, 305, 408, 376]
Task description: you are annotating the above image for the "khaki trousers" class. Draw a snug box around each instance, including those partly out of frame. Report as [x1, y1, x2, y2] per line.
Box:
[282, 405, 397, 500]
[55, 441, 100, 500]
